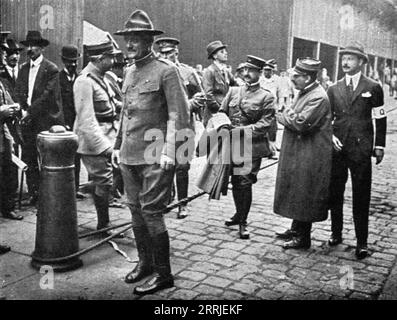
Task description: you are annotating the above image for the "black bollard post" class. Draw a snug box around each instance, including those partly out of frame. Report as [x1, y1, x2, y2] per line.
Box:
[31, 125, 82, 272]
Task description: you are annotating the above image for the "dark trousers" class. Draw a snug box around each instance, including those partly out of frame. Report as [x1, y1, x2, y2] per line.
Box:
[0, 151, 15, 215]
[74, 152, 81, 191]
[21, 131, 40, 198]
[175, 163, 190, 201]
[329, 151, 372, 246]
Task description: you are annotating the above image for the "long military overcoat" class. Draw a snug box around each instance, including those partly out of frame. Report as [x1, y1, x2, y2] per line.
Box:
[273, 83, 332, 222]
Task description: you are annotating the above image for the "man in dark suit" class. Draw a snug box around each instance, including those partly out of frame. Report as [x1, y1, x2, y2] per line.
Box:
[0, 39, 23, 99]
[15, 31, 64, 205]
[327, 43, 387, 259]
[59, 45, 84, 199]
[202, 40, 237, 127]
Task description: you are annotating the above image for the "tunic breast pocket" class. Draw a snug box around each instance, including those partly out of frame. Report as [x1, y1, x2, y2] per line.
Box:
[137, 81, 160, 110]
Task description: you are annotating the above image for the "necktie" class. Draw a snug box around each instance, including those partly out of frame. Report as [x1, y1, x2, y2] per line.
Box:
[347, 77, 354, 103]
[12, 68, 16, 81]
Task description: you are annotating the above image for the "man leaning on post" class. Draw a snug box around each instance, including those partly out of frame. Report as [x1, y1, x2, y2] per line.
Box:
[112, 10, 191, 296]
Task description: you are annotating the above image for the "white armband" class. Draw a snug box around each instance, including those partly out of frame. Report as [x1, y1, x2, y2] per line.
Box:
[372, 106, 386, 120]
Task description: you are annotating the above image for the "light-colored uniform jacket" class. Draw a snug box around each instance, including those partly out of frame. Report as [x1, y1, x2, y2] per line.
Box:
[74, 62, 116, 155]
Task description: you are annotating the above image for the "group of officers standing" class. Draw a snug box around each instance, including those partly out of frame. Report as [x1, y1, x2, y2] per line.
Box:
[0, 8, 387, 297]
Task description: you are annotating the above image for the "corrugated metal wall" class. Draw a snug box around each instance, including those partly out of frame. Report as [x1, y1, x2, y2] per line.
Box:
[84, 0, 293, 70]
[1, 0, 84, 68]
[291, 0, 397, 59]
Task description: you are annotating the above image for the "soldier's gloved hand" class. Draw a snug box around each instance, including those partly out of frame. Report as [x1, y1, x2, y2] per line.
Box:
[373, 148, 384, 165]
[160, 154, 175, 171]
[112, 150, 121, 168]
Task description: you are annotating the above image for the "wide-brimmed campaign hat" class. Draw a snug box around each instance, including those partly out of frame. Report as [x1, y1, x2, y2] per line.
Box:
[288, 57, 322, 76]
[207, 40, 227, 59]
[339, 42, 368, 64]
[20, 30, 50, 47]
[244, 55, 267, 70]
[114, 10, 164, 36]
[61, 45, 80, 61]
[85, 41, 121, 58]
[155, 37, 180, 53]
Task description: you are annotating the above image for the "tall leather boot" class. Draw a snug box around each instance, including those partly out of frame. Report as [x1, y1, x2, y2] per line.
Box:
[125, 226, 153, 283]
[93, 193, 110, 230]
[239, 188, 252, 240]
[225, 188, 245, 226]
[133, 231, 174, 295]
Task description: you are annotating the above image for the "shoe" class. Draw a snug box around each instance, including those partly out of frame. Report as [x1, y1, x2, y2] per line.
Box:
[76, 192, 86, 199]
[355, 245, 369, 260]
[125, 262, 153, 284]
[328, 235, 343, 246]
[0, 244, 11, 255]
[177, 205, 188, 219]
[282, 237, 311, 250]
[275, 229, 297, 240]
[133, 273, 174, 296]
[239, 224, 250, 240]
[225, 216, 240, 227]
[2, 211, 23, 220]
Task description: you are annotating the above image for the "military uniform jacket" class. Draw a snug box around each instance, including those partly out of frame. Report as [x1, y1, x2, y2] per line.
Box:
[220, 83, 276, 159]
[177, 62, 201, 99]
[327, 74, 387, 162]
[114, 53, 190, 165]
[73, 62, 116, 155]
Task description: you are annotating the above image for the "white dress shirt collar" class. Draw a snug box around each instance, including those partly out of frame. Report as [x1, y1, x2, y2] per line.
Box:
[345, 71, 361, 91]
[30, 55, 44, 68]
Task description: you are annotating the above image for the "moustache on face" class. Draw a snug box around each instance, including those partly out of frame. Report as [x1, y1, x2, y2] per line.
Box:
[342, 65, 350, 68]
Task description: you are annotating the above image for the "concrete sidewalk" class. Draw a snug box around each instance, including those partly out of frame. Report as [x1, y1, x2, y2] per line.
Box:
[1, 94, 397, 301]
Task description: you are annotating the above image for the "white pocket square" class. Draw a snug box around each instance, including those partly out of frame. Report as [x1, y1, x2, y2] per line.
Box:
[362, 92, 372, 98]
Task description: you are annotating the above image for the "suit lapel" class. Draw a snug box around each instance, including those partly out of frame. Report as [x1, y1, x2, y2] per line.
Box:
[351, 74, 367, 103]
[213, 64, 227, 86]
[336, 78, 350, 107]
[32, 59, 46, 98]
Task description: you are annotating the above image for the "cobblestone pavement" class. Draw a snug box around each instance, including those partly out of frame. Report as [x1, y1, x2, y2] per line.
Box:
[1, 93, 396, 300]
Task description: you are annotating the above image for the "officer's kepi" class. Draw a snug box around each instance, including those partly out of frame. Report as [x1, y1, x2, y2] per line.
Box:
[155, 37, 180, 54]
[245, 55, 267, 70]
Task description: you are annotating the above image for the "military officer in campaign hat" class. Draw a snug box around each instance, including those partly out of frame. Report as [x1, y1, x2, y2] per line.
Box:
[154, 36, 201, 219]
[221, 55, 276, 239]
[112, 10, 191, 295]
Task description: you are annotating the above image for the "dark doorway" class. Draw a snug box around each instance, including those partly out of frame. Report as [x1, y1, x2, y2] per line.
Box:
[292, 37, 317, 66]
[319, 43, 338, 82]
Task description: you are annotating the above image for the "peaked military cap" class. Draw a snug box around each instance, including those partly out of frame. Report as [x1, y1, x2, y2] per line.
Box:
[85, 41, 121, 58]
[289, 57, 322, 76]
[339, 42, 368, 64]
[114, 10, 164, 36]
[207, 40, 227, 59]
[245, 55, 267, 70]
[155, 37, 180, 53]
